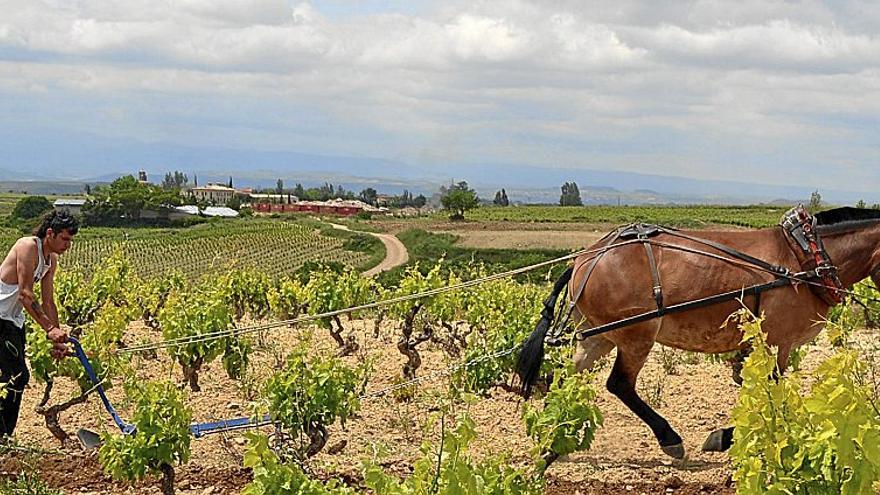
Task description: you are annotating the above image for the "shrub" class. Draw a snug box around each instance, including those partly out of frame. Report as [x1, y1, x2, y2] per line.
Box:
[98, 381, 192, 495]
[729, 310, 880, 494]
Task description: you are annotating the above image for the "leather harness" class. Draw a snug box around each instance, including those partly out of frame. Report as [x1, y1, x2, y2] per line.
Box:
[548, 205, 850, 345]
[780, 205, 845, 304]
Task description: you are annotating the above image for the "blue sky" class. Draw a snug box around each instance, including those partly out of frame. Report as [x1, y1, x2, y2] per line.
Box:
[0, 0, 878, 194]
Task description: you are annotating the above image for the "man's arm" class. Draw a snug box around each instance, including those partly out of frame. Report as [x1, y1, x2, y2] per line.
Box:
[40, 255, 60, 328]
[17, 241, 67, 359]
[16, 240, 56, 331]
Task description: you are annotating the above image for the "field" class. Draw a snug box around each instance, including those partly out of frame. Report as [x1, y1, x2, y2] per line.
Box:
[0, 219, 378, 280]
[0, 193, 84, 218]
[2, 205, 880, 495]
[435, 205, 789, 228]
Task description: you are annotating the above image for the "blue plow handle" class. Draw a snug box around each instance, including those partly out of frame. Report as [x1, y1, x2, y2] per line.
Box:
[190, 414, 274, 438]
[69, 337, 136, 435]
[71, 337, 274, 438]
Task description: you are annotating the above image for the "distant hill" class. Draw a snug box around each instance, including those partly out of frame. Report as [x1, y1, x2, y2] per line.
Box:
[0, 181, 90, 195]
[0, 127, 874, 205]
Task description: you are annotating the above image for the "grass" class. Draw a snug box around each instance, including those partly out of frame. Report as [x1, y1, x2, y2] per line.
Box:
[376, 228, 570, 287]
[430, 205, 791, 228]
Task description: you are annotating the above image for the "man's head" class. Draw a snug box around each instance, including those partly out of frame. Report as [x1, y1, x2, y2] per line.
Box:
[34, 210, 79, 255]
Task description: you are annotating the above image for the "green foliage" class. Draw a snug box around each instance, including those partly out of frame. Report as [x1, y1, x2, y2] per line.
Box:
[302, 265, 376, 328]
[55, 220, 369, 281]
[83, 175, 183, 224]
[217, 269, 272, 320]
[386, 228, 569, 286]
[158, 286, 238, 390]
[242, 433, 356, 495]
[10, 196, 52, 220]
[522, 365, 603, 468]
[0, 471, 64, 495]
[262, 346, 366, 457]
[559, 182, 582, 207]
[54, 247, 136, 329]
[443, 204, 788, 228]
[440, 182, 479, 220]
[729, 310, 880, 494]
[809, 190, 822, 213]
[29, 250, 136, 391]
[454, 275, 545, 394]
[98, 381, 192, 484]
[493, 189, 510, 206]
[267, 277, 307, 320]
[363, 411, 544, 494]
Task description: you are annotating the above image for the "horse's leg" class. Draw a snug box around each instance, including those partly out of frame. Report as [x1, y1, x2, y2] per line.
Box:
[703, 343, 794, 452]
[574, 336, 615, 373]
[607, 344, 684, 459]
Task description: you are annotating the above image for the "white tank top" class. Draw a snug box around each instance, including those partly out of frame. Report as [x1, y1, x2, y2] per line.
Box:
[0, 237, 51, 328]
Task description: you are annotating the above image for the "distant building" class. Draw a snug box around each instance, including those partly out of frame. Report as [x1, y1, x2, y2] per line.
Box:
[53, 199, 87, 216]
[251, 198, 385, 217]
[248, 193, 297, 204]
[375, 194, 394, 207]
[191, 184, 235, 204]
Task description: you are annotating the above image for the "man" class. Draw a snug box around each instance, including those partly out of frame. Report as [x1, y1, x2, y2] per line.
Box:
[0, 210, 77, 437]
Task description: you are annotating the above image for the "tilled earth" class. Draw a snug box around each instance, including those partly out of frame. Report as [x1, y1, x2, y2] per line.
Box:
[0, 319, 856, 494]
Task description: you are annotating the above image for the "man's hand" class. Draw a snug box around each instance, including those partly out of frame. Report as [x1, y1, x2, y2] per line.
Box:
[47, 326, 69, 359]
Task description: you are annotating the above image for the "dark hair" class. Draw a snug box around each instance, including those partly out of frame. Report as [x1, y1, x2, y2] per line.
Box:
[33, 210, 80, 238]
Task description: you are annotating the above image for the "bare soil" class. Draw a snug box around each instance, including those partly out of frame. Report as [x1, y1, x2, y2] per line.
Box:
[436, 230, 606, 251]
[0, 319, 858, 494]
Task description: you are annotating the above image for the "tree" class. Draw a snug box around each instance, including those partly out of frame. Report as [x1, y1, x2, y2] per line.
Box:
[493, 188, 510, 206]
[809, 190, 822, 213]
[560, 181, 583, 206]
[293, 183, 305, 199]
[856, 199, 866, 209]
[227, 176, 233, 189]
[440, 181, 479, 220]
[359, 187, 378, 206]
[413, 194, 427, 208]
[11, 196, 53, 220]
[84, 175, 182, 223]
[275, 179, 284, 195]
[226, 195, 243, 210]
[161, 171, 188, 190]
[84, 184, 92, 196]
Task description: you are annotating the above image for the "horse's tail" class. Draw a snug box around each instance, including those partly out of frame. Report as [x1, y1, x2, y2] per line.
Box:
[516, 266, 573, 398]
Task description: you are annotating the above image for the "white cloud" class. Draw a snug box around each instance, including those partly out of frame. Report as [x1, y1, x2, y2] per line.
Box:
[0, 0, 878, 191]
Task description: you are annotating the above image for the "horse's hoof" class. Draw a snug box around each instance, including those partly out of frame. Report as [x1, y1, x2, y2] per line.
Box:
[702, 428, 733, 452]
[661, 443, 685, 459]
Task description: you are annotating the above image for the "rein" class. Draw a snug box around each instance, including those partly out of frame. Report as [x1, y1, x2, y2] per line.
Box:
[548, 209, 878, 345]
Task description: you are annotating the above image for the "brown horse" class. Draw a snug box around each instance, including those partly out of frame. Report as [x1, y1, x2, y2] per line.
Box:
[517, 207, 880, 460]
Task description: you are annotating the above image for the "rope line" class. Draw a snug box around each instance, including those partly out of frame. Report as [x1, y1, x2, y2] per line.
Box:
[117, 233, 880, 356]
[118, 245, 616, 355]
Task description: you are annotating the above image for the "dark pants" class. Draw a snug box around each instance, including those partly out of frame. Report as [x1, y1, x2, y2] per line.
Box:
[0, 318, 29, 437]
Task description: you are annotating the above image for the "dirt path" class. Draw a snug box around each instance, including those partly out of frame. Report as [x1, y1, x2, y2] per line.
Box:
[329, 223, 409, 276]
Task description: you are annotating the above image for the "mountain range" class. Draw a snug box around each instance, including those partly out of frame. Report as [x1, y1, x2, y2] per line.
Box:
[0, 128, 873, 205]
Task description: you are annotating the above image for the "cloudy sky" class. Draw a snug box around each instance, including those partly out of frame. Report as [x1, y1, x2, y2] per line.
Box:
[0, 0, 878, 192]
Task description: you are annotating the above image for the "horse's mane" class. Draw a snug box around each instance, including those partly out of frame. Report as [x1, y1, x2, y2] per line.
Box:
[814, 207, 880, 234]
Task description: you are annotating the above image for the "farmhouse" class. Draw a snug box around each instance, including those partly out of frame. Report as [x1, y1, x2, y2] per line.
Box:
[191, 184, 236, 204]
[53, 198, 87, 216]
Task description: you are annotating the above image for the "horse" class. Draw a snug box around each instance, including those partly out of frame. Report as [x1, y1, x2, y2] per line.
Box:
[516, 207, 880, 460]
